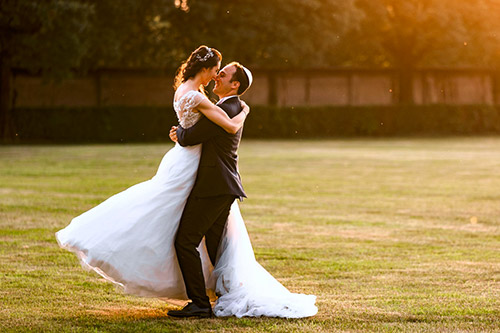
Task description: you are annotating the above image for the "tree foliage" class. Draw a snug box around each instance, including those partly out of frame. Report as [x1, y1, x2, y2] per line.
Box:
[1, 0, 94, 141]
[347, 0, 500, 68]
[1, 0, 93, 77]
[159, 0, 361, 68]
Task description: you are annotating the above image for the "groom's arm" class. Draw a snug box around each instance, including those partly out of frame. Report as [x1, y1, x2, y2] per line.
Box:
[176, 116, 224, 147]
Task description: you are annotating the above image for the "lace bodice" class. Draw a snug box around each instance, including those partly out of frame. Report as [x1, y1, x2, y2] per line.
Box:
[173, 90, 205, 128]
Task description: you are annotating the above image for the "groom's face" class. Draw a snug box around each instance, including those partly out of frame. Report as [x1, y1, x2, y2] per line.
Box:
[213, 65, 239, 97]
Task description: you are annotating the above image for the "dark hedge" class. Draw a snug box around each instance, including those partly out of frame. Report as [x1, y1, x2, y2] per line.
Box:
[11, 105, 500, 143]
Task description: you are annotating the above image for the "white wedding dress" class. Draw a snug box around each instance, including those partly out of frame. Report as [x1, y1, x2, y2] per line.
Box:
[56, 90, 318, 318]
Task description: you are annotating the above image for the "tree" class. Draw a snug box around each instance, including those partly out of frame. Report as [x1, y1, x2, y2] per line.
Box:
[0, 0, 93, 142]
[81, 0, 182, 69]
[0, 0, 185, 142]
[351, 0, 500, 103]
[156, 0, 361, 69]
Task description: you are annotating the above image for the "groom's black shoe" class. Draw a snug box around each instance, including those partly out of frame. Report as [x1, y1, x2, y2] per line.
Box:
[167, 302, 213, 318]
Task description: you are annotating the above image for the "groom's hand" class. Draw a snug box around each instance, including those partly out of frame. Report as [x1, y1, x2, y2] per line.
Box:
[169, 126, 178, 143]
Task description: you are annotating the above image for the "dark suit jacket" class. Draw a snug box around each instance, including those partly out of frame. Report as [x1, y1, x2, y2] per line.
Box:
[176, 96, 246, 199]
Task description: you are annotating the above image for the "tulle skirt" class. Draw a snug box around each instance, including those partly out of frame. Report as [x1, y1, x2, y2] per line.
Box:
[56, 143, 317, 318]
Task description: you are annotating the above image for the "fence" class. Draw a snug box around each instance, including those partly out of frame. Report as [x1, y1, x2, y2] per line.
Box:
[12, 68, 500, 108]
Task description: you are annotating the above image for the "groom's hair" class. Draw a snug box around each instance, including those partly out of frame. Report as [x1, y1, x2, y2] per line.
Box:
[228, 62, 250, 95]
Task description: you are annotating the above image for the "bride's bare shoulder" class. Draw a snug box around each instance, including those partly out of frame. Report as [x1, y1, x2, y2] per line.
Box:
[174, 84, 188, 102]
[174, 86, 206, 104]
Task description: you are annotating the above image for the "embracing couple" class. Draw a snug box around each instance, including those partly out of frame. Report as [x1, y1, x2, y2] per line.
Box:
[56, 46, 317, 318]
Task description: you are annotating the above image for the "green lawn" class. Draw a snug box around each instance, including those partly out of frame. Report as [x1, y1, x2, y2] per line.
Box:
[1, 139, 499, 332]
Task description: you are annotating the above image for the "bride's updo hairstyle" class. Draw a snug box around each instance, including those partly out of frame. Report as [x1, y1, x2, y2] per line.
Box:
[174, 45, 222, 90]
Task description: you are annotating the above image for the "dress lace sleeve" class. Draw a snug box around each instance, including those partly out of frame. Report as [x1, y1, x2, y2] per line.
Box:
[181, 91, 205, 112]
[174, 91, 206, 128]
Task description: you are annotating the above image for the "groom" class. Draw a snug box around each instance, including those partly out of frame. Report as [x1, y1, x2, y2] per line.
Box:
[167, 62, 253, 318]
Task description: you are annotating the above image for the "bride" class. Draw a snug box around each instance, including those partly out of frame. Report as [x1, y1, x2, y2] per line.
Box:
[56, 45, 317, 318]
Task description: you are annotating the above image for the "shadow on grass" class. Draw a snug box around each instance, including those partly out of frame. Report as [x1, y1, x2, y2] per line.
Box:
[38, 311, 492, 333]
[35, 307, 309, 333]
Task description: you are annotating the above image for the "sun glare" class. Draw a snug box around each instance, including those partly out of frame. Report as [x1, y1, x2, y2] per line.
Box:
[174, 0, 189, 12]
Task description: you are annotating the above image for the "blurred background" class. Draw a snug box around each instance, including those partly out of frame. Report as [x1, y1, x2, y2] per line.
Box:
[2, 0, 500, 143]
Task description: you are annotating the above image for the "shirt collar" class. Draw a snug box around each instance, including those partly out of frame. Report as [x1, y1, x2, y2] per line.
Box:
[216, 95, 239, 105]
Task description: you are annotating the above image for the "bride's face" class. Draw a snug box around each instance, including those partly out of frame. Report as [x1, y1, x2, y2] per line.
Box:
[202, 63, 221, 86]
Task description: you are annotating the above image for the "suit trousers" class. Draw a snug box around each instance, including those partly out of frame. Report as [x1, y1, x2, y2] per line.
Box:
[174, 194, 237, 308]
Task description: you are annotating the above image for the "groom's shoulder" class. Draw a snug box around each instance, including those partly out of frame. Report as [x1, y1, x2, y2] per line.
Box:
[220, 97, 241, 116]
[225, 96, 241, 105]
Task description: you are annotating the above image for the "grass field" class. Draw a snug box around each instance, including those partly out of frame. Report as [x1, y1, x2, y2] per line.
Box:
[1, 139, 499, 332]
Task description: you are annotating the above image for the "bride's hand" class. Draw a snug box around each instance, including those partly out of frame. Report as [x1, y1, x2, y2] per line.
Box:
[169, 126, 178, 143]
[240, 101, 250, 116]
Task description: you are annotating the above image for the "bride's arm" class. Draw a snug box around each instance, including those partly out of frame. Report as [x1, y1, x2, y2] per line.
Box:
[196, 98, 250, 134]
